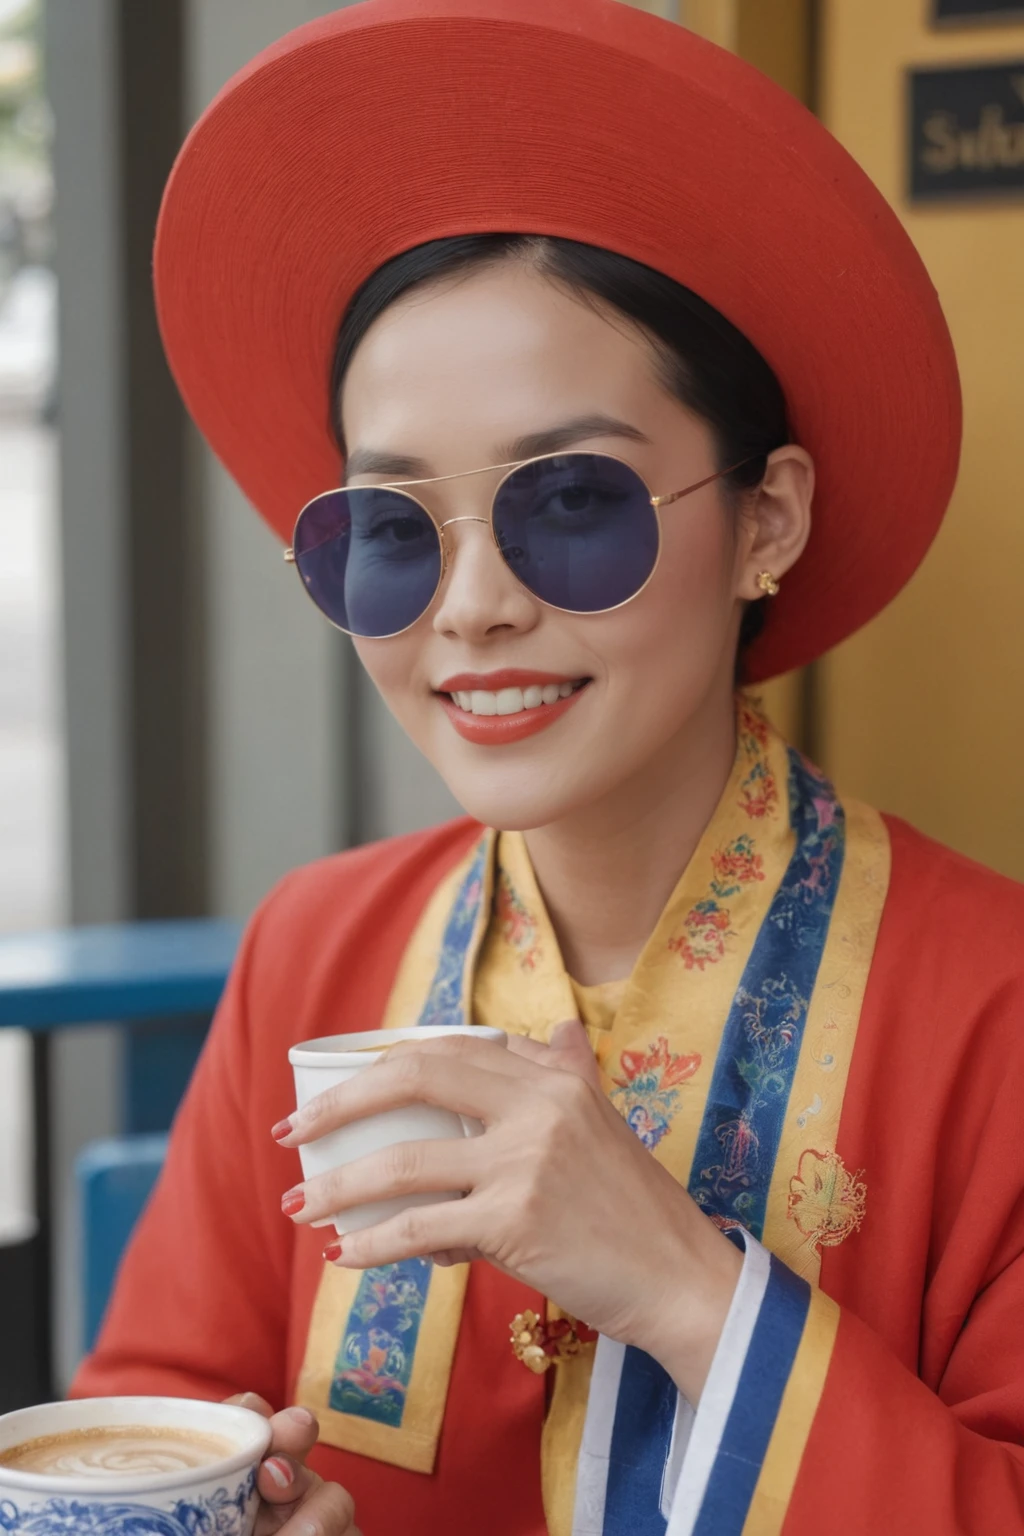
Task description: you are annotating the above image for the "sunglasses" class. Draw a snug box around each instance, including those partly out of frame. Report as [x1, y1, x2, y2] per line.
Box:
[284, 451, 755, 639]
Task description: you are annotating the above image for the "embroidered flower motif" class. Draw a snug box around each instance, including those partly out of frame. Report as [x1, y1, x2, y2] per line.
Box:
[737, 700, 778, 820]
[668, 834, 765, 969]
[711, 837, 766, 892]
[495, 870, 541, 971]
[610, 1035, 701, 1149]
[330, 1259, 431, 1427]
[788, 1148, 867, 1251]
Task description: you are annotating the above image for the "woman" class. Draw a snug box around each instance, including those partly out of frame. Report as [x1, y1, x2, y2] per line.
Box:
[73, 2, 1024, 1533]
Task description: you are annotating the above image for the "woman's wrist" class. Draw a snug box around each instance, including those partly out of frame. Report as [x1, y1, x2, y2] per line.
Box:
[624, 1219, 744, 1406]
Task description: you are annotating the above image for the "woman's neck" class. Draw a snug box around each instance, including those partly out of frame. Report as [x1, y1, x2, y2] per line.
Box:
[523, 687, 738, 986]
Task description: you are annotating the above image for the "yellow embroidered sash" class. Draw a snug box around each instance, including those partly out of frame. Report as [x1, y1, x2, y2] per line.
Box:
[297, 696, 891, 1531]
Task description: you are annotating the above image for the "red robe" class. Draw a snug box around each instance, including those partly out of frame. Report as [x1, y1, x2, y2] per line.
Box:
[73, 814, 1024, 1532]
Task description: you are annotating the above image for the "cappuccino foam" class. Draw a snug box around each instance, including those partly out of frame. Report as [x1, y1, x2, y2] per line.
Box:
[0, 1424, 236, 1479]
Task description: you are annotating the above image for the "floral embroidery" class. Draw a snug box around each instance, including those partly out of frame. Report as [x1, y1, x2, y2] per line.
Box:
[693, 977, 808, 1222]
[788, 1148, 867, 1251]
[419, 839, 487, 1028]
[0, 1472, 257, 1534]
[668, 834, 766, 970]
[495, 870, 541, 971]
[610, 1035, 701, 1149]
[737, 700, 779, 820]
[330, 1260, 431, 1427]
[689, 749, 846, 1238]
[711, 837, 766, 889]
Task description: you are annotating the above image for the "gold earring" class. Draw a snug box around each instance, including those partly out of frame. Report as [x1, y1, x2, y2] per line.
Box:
[756, 570, 780, 597]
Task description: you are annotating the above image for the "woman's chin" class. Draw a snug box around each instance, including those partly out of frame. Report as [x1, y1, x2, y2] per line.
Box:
[436, 757, 615, 833]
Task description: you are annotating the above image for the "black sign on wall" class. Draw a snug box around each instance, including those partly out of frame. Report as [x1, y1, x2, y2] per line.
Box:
[934, 0, 1024, 23]
[909, 61, 1024, 199]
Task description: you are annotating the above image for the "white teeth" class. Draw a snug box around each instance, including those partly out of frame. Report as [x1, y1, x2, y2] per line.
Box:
[450, 681, 586, 716]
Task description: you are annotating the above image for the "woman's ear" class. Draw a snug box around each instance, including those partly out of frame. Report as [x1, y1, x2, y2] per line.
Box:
[736, 444, 814, 600]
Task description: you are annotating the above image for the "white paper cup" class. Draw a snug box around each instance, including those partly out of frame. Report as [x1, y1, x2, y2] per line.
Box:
[0, 1395, 272, 1534]
[288, 1024, 508, 1235]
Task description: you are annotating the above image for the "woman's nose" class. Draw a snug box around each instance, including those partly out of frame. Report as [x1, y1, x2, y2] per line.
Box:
[431, 515, 539, 642]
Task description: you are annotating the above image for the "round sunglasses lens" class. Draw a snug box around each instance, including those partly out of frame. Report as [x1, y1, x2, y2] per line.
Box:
[292, 486, 441, 637]
[492, 454, 659, 613]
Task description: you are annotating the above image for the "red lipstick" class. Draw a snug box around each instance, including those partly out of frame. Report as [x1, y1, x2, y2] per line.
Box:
[435, 670, 590, 746]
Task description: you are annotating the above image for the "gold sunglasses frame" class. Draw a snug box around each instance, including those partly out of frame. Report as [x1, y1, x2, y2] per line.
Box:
[284, 450, 754, 639]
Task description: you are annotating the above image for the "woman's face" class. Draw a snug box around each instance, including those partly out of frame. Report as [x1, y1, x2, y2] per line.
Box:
[341, 260, 805, 831]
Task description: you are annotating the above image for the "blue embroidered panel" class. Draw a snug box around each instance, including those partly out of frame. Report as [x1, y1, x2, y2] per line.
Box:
[329, 1259, 433, 1428]
[688, 749, 845, 1241]
[601, 752, 844, 1536]
[417, 837, 489, 1030]
[331, 841, 488, 1429]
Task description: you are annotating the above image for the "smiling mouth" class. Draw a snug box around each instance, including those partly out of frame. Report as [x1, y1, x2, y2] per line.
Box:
[443, 680, 590, 717]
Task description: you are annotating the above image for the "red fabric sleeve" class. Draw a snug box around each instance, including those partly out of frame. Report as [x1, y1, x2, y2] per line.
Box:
[787, 1288, 1024, 1532]
[70, 890, 296, 1404]
[785, 824, 1024, 1532]
[71, 820, 481, 1407]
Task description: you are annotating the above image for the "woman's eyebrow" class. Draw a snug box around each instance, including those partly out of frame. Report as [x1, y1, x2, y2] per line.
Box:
[344, 447, 428, 480]
[498, 414, 651, 461]
[343, 414, 650, 483]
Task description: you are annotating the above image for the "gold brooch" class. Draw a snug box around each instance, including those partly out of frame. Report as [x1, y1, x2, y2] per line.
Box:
[509, 1310, 598, 1373]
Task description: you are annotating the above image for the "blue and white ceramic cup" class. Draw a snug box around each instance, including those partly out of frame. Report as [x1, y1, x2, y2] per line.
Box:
[0, 1396, 273, 1535]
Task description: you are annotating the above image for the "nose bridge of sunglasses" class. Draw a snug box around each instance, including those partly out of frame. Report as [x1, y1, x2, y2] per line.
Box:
[434, 513, 499, 579]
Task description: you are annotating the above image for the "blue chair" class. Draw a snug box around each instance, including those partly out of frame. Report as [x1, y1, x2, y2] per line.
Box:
[0, 918, 242, 1377]
[76, 1134, 170, 1351]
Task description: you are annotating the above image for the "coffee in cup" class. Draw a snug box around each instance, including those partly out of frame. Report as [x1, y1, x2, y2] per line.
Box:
[0, 1423, 235, 1477]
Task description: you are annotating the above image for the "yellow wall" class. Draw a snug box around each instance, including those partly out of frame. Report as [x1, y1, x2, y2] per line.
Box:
[819, 3, 1024, 877]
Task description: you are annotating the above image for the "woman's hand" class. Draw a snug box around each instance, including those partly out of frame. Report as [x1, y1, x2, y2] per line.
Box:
[274, 1024, 741, 1403]
[224, 1394, 360, 1534]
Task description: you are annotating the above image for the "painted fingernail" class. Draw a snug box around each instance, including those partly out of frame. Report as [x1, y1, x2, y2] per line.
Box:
[323, 1239, 343, 1263]
[281, 1187, 305, 1217]
[271, 1118, 293, 1141]
[264, 1456, 294, 1488]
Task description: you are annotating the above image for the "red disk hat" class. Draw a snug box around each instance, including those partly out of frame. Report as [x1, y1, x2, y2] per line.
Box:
[154, 0, 961, 682]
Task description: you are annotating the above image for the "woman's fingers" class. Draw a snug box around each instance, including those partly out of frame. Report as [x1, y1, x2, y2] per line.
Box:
[285, 1137, 479, 1225]
[544, 1019, 603, 1089]
[277, 1047, 527, 1146]
[257, 1451, 311, 1505]
[223, 1397, 322, 1518]
[260, 1470, 359, 1534]
[327, 1196, 481, 1271]
[224, 1391, 273, 1417]
[259, 1404, 318, 1462]
[430, 1245, 483, 1266]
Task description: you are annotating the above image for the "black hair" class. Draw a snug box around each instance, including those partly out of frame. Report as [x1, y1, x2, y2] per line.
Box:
[329, 234, 791, 668]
